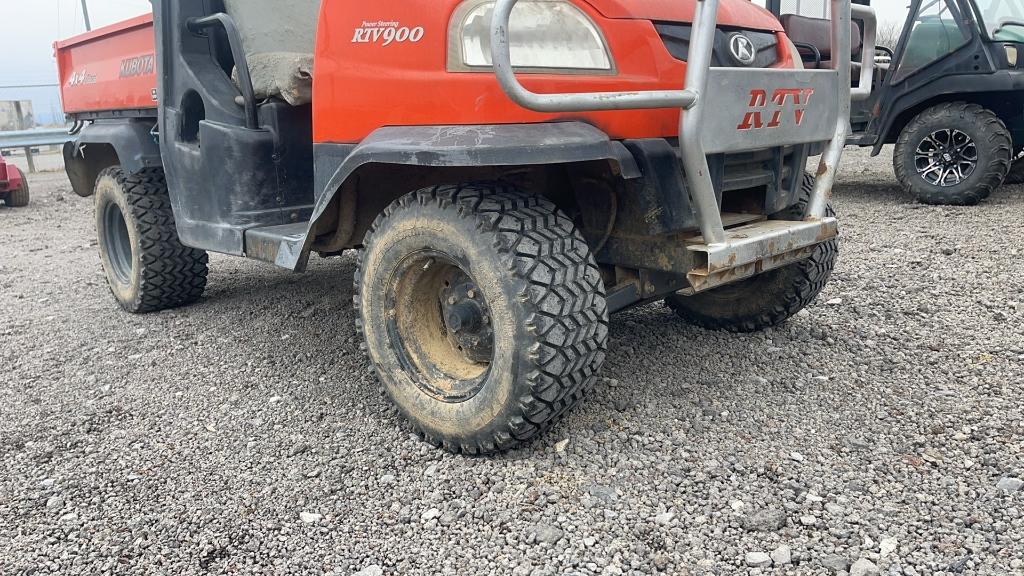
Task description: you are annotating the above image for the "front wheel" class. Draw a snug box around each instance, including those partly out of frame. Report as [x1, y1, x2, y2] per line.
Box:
[355, 183, 609, 454]
[893, 102, 1011, 206]
[665, 173, 838, 333]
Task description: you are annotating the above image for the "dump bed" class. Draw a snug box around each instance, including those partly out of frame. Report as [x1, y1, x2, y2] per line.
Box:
[55, 14, 157, 118]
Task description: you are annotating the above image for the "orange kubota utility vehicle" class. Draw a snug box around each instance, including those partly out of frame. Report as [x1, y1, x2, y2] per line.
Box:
[57, 0, 875, 453]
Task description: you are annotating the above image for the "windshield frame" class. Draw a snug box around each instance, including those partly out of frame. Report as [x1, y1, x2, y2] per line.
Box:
[970, 0, 1024, 41]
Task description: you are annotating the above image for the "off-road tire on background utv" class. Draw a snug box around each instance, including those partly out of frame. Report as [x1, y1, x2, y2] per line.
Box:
[94, 167, 208, 314]
[355, 183, 609, 454]
[665, 173, 838, 333]
[4, 176, 29, 207]
[893, 102, 1011, 206]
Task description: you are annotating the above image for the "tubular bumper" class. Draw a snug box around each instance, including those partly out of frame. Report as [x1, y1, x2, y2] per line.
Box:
[491, 0, 875, 292]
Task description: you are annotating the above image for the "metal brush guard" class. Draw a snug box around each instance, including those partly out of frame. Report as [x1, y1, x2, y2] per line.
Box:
[490, 0, 876, 291]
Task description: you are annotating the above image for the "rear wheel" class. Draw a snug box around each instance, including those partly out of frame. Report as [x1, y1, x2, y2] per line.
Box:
[665, 173, 838, 333]
[94, 167, 208, 313]
[4, 174, 29, 207]
[894, 102, 1011, 206]
[355, 183, 609, 454]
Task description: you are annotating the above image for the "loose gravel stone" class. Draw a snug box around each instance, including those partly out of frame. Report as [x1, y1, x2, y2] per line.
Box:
[822, 554, 851, 572]
[851, 558, 880, 576]
[770, 544, 792, 566]
[1, 151, 1022, 574]
[745, 551, 772, 568]
[654, 511, 675, 525]
[299, 511, 322, 524]
[996, 477, 1023, 493]
[530, 524, 564, 545]
[743, 508, 787, 532]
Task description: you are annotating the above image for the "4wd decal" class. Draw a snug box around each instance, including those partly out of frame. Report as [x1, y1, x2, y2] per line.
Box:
[120, 54, 156, 78]
[737, 88, 815, 131]
[66, 69, 97, 87]
[351, 21, 424, 45]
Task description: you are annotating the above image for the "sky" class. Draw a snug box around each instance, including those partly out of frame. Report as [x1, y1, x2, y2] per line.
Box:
[0, 0, 152, 125]
[1, 0, 912, 126]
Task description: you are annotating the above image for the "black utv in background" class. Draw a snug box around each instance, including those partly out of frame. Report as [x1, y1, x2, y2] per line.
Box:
[769, 0, 1024, 205]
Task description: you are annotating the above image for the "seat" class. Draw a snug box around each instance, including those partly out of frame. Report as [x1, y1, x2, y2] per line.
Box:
[223, 0, 321, 106]
[780, 14, 862, 70]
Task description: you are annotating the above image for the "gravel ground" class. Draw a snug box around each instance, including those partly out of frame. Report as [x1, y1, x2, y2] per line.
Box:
[1, 148, 1022, 576]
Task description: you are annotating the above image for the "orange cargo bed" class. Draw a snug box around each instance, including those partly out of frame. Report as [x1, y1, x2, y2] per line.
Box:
[55, 14, 157, 117]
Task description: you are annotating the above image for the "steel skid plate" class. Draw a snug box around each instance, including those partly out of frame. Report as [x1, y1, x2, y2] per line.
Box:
[700, 68, 840, 154]
[683, 217, 839, 293]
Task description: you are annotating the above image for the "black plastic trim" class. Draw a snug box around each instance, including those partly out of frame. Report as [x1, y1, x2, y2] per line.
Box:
[73, 119, 162, 174]
[274, 122, 641, 271]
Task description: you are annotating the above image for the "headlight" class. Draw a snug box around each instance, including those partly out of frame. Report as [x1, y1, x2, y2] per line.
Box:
[449, 0, 613, 72]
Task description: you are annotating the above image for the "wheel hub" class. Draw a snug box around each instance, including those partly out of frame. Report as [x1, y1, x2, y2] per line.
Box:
[101, 200, 133, 286]
[915, 129, 978, 187]
[440, 276, 493, 364]
[385, 250, 494, 403]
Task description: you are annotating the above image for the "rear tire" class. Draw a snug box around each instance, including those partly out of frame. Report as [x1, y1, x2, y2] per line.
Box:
[94, 167, 208, 313]
[665, 173, 838, 333]
[4, 174, 29, 207]
[894, 102, 1011, 206]
[355, 183, 609, 454]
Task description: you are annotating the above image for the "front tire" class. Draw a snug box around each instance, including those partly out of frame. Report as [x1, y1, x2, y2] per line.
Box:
[94, 167, 208, 313]
[894, 102, 1011, 206]
[665, 173, 838, 333]
[355, 183, 609, 454]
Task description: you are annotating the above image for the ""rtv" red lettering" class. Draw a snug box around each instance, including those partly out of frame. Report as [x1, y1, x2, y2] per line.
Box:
[737, 88, 815, 131]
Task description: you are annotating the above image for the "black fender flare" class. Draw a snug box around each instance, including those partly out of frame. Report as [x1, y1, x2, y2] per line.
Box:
[275, 122, 641, 270]
[870, 71, 1024, 156]
[63, 120, 161, 197]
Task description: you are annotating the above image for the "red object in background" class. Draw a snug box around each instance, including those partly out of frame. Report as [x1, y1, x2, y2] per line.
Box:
[0, 156, 25, 193]
[54, 14, 157, 116]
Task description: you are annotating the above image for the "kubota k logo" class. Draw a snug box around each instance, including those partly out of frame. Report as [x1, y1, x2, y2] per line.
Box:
[737, 88, 815, 131]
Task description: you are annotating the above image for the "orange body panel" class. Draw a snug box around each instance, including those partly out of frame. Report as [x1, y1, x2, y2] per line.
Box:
[53, 1, 792, 142]
[581, 0, 780, 29]
[55, 14, 157, 115]
[313, 0, 793, 144]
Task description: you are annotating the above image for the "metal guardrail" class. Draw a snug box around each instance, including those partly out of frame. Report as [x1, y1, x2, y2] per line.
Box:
[0, 128, 74, 173]
[0, 128, 73, 151]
